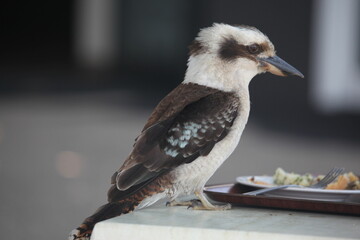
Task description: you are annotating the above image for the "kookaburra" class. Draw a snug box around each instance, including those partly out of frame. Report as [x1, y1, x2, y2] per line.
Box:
[69, 23, 303, 240]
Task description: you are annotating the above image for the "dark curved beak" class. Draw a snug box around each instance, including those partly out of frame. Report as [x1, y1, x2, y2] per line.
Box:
[258, 55, 304, 78]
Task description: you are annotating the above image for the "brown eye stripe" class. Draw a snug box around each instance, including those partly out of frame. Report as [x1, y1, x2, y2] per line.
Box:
[188, 36, 271, 60]
[259, 42, 271, 52]
[218, 37, 253, 61]
[218, 37, 270, 61]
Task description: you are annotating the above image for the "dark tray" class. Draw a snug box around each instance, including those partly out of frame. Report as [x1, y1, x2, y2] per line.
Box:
[204, 183, 360, 216]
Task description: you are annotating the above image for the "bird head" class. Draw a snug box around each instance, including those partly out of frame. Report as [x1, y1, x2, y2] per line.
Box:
[185, 23, 303, 91]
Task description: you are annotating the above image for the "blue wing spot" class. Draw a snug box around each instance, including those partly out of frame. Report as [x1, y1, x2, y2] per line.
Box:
[164, 147, 179, 157]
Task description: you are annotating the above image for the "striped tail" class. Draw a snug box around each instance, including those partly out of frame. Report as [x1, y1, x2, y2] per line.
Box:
[68, 200, 136, 240]
[68, 175, 170, 240]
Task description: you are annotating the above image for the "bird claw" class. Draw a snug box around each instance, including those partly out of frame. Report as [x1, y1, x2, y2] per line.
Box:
[166, 199, 201, 207]
[186, 199, 203, 209]
[188, 202, 232, 211]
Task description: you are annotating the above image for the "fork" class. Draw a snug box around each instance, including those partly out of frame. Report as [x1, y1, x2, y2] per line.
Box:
[243, 167, 345, 196]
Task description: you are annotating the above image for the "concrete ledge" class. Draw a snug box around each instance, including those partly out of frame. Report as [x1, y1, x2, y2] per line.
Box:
[91, 204, 360, 240]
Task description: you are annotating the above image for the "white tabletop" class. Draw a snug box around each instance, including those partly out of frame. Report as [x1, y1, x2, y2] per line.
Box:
[91, 203, 360, 240]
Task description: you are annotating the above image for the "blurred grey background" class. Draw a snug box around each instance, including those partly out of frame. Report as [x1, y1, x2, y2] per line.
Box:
[1, 0, 360, 240]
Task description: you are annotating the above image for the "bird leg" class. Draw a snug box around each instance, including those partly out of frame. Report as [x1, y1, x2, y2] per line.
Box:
[166, 199, 201, 207]
[189, 191, 231, 211]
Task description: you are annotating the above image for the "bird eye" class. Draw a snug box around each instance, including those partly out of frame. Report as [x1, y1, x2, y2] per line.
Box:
[247, 44, 261, 54]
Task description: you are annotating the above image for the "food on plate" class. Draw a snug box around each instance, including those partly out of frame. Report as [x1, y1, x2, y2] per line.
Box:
[273, 168, 313, 186]
[249, 176, 272, 186]
[326, 172, 360, 190]
[270, 168, 360, 190]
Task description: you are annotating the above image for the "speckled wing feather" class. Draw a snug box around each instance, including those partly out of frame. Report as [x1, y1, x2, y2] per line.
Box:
[108, 83, 240, 202]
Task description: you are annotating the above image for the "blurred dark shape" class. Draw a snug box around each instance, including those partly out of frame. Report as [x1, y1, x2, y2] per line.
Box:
[1, 0, 359, 141]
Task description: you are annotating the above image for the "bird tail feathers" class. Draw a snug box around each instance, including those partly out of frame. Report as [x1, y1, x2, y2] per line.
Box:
[68, 199, 138, 240]
[68, 174, 170, 240]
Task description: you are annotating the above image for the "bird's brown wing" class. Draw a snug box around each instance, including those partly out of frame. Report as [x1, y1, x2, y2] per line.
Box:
[108, 83, 240, 202]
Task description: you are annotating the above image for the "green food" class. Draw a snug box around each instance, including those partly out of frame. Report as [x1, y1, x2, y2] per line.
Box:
[273, 168, 313, 186]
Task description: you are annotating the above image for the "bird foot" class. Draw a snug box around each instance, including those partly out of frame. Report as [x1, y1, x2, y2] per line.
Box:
[166, 192, 232, 210]
[188, 202, 232, 211]
[166, 199, 201, 207]
[189, 191, 232, 210]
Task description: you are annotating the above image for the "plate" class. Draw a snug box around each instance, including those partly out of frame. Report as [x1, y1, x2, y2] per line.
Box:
[236, 176, 360, 202]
